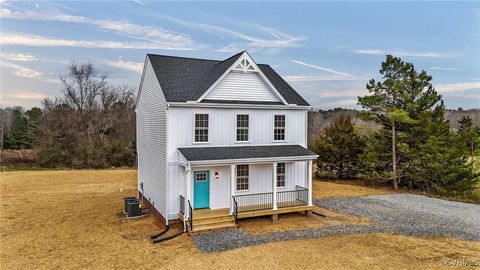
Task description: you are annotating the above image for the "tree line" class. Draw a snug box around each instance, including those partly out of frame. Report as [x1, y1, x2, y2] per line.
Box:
[1, 62, 136, 168]
[311, 55, 479, 197]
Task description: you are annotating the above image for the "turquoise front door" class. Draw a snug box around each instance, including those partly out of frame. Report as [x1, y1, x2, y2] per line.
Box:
[193, 171, 210, 209]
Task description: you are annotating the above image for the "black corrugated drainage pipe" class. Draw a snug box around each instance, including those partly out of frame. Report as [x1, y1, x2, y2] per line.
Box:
[150, 225, 169, 239]
[151, 230, 185, 244]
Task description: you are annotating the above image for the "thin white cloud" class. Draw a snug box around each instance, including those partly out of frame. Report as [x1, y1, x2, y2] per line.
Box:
[2, 61, 42, 78]
[313, 89, 367, 98]
[284, 75, 361, 82]
[292, 60, 355, 78]
[431, 66, 461, 71]
[435, 82, 480, 93]
[0, 8, 205, 50]
[7, 91, 47, 100]
[355, 49, 462, 58]
[322, 98, 359, 108]
[0, 32, 198, 50]
[132, 0, 145, 5]
[104, 59, 143, 73]
[1, 60, 59, 84]
[3, 53, 38, 62]
[159, 15, 305, 53]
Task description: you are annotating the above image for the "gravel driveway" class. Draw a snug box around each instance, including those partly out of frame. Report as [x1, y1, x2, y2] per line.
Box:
[192, 194, 480, 252]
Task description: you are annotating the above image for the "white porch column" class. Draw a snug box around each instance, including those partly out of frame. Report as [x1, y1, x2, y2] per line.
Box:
[272, 162, 277, 210]
[307, 160, 313, 206]
[230, 164, 236, 214]
[186, 165, 192, 216]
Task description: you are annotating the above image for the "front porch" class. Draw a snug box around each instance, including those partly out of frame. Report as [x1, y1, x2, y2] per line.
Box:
[179, 202, 313, 235]
[177, 144, 318, 234]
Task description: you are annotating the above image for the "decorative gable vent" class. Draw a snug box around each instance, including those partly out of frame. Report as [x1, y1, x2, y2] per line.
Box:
[234, 59, 256, 72]
[200, 52, 287, 104]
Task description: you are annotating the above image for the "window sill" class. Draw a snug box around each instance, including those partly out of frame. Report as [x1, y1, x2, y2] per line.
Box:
[193, 142, 210, 145]
[235, 141, 251, 144]
[272, 140, 286, 143]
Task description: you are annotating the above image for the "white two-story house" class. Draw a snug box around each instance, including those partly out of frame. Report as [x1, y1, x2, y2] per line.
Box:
[136, 51, 318, 234]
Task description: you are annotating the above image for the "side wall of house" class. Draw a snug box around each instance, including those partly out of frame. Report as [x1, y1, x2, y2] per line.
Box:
[136, 57, 168, 223]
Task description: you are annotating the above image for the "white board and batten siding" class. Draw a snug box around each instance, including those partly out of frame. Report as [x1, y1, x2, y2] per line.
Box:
[136, 57, 168, 223]
[204, 71, 282, 102]
[166, 107, 308, 161]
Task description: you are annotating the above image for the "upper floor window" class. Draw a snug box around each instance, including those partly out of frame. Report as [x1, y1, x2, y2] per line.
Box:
[236, 114, 249, 142]
[276, 163, 286, 187]
[194, 114, 208, 142]
[274, 115, 285, 141]
[236, 165, 249, 191]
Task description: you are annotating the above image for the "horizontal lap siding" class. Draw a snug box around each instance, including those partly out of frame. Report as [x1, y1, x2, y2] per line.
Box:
[137, 58, 168, 223]
[205, 71, 281, 102]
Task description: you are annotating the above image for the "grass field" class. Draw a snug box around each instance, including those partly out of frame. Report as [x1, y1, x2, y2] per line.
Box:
[1, 170, 479, 269]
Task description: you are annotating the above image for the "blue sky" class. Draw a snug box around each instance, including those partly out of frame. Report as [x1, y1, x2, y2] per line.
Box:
[1, 1, 479, 109]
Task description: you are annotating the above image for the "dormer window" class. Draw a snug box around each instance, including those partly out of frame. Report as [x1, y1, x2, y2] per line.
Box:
[234, 59, 256, 72]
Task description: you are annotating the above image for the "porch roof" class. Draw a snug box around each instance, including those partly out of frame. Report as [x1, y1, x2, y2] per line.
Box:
[178, 144, 317, 164]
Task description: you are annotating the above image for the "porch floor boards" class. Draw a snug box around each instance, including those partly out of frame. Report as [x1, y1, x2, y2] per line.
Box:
[193, 208, 230, 219]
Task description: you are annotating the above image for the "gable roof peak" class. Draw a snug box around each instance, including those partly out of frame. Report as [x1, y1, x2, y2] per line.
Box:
[145, 51, 310, 106]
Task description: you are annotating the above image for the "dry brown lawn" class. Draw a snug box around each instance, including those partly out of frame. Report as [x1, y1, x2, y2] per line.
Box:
[1, 170, 479, 270]
[313, 180, 393, 198]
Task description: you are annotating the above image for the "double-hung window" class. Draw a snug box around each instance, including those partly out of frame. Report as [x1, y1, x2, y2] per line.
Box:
[236, 114, 249, 142]
[194, 114, 208, 142]
[274, 115, 285, 141]
[276, 163, 286, 187]
[236, 165, 249, 191]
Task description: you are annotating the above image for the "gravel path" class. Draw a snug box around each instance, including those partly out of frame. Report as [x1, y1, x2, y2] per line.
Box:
[192, 194, 480, 252]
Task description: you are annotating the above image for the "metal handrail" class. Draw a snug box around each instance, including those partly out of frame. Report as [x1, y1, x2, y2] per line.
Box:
[232, 196, 238, 224]
[233, 192, 273, 213]
[276, 186, 308, 208]
[187, 200, 193, 231]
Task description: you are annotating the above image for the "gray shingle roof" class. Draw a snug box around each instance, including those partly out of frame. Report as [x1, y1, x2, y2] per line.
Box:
[147, 52, 309, 106]
[178, 145, 317, 162]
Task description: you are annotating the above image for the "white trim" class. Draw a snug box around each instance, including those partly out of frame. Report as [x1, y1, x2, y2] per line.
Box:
[230, 164, 235, 214]
[235, 113, 250, 143]
[187, 155, 318, 166]
[134, 55, 149, 109]
[272, 162, 277, 210]
[273, 114, 286, 142]
[276, 162, 286, 188]
[178, 142, 300, 148]
[168, 102, 310, 110]
[197, 52, 288, 105]
[235, 164, 250, 192]
[307, 160, 313, 206]
[193, 112, 209, 144]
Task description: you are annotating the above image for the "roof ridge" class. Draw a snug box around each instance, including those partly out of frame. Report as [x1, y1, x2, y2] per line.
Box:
[215, 51, 244, 65]
[147, 51, 245, 63]
[147, 53, 221, 62]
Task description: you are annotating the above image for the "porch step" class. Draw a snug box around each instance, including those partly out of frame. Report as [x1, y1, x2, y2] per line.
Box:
[189, 221, 237, 235]
[193, 215, 235, 226]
